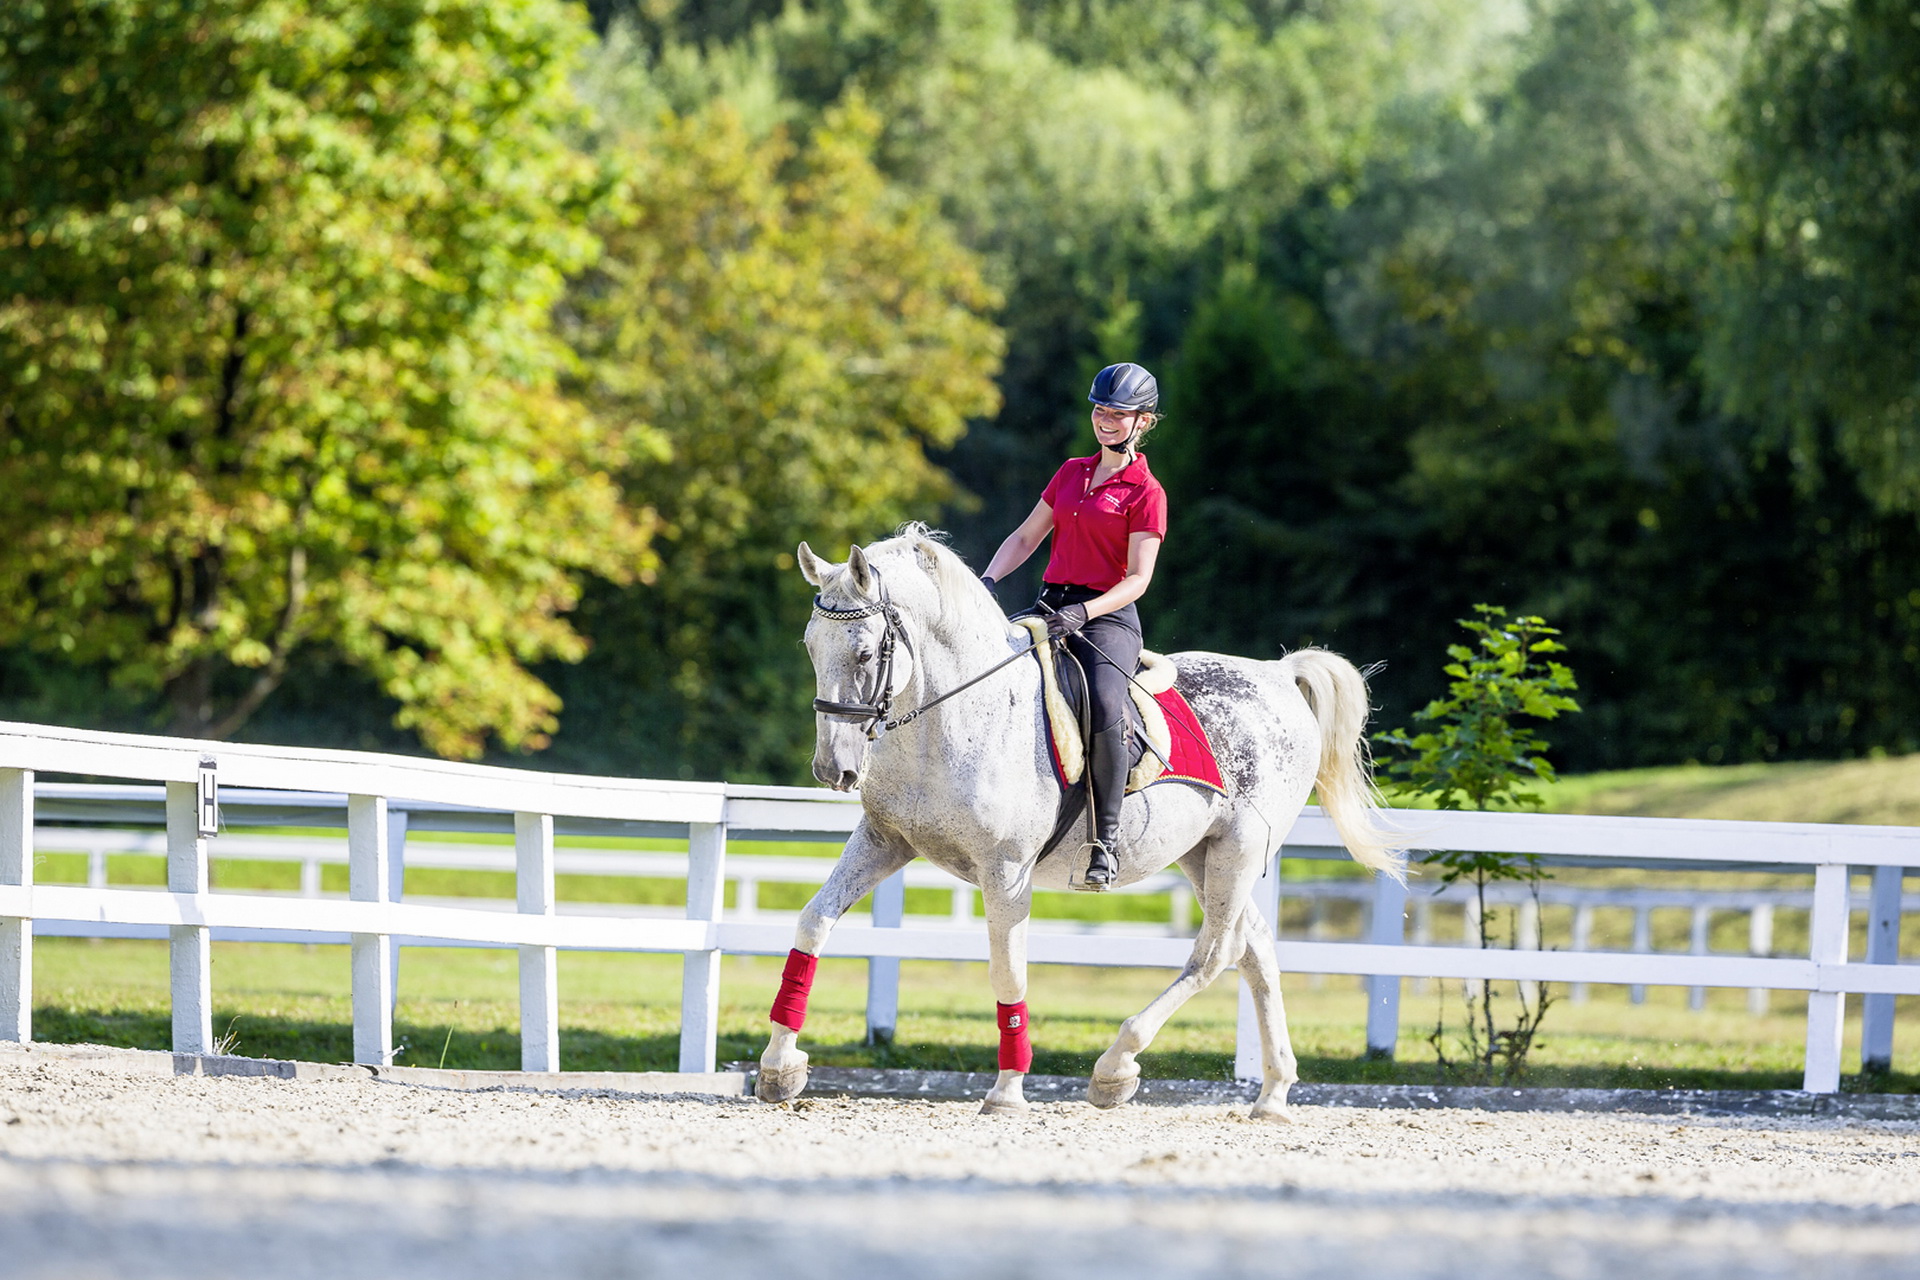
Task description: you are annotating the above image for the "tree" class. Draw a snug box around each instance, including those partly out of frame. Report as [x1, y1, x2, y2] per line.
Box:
[0, 0, 645, 758]
[551, 100, 1002, 779]
[1376, 606, 1581, 1083]
[1709, 0, 1920, 514]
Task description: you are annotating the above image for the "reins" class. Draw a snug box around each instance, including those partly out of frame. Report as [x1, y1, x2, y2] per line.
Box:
[811, 568, 1040, 739]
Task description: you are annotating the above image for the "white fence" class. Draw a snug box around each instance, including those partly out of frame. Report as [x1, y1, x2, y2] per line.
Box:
[2, 719, 1916, 1092]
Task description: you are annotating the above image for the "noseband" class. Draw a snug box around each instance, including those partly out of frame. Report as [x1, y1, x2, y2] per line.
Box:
[810, 575, 910, 740]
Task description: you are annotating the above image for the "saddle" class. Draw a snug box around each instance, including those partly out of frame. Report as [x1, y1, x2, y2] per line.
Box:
[1011, 616, 1173, 793]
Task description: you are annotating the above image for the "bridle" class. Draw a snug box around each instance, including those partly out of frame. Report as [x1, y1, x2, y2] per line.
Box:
[811, 566, 1039, 740]
[809, 575, 912, 739]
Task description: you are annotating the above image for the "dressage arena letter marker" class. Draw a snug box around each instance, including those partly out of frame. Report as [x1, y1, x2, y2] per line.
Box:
[771, 949, 820, 1031]
[997, 1001, 1033, 1073]
[196, 757, 218, 838]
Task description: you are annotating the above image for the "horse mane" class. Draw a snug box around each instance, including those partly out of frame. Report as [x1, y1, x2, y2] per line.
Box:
[863, 522, 1004, 639]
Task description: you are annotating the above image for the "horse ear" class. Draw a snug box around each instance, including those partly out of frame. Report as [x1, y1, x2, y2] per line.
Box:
[847, 544, 875, 596]
[797, 541, 827, 587]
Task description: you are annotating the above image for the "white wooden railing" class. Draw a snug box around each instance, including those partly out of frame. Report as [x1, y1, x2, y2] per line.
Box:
[3, 719, 1916, 1091]
[34, 825, 1918, 1019]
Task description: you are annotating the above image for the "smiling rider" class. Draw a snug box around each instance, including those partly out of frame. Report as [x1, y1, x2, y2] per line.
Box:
[979, 362, 1169, 891]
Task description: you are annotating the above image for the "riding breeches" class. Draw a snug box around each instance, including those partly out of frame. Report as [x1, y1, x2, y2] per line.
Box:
[1037, 583, 1142, 732]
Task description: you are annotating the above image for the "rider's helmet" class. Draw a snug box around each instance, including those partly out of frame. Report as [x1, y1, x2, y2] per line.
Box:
[1088, 362, 1159, 414]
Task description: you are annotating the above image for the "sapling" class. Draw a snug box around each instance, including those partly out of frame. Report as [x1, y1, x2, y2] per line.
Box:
[1375, 606, 1581, 1084]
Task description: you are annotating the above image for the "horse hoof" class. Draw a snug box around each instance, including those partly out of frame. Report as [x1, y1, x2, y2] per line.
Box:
[1086, 1074, 1139, 1110]
[755, 1062, 810, 1104]
[1248, 1100, 1296, 1124]
[979, 1097, 1030, 1116]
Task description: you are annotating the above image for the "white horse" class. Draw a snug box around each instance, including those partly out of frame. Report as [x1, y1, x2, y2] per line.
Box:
[757, 525, 1403, 1119]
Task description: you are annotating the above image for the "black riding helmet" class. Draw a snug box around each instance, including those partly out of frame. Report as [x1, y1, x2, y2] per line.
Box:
[1088, 362, 1159, 412]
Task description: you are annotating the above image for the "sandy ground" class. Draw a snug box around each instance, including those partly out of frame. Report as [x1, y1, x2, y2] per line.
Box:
[1, 1052, 1917, 1278]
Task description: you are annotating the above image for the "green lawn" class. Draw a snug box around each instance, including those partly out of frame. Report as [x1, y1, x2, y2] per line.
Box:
[30, 938, 1918, 1092]
[1435, 752, 1920, 827]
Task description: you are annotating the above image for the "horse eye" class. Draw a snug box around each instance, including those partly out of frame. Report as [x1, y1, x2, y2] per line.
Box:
[854, 650, 874, 665]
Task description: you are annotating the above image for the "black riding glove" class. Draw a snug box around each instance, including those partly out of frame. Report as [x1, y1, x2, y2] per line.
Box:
[1045, 603, 1089, 640]
[980, 574, 997, 594]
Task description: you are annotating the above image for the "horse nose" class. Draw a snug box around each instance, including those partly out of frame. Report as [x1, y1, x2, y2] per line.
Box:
[835, 770, 858, 791]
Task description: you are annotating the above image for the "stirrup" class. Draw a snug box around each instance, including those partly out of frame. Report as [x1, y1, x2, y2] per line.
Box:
[1078, 840, 1119, 893]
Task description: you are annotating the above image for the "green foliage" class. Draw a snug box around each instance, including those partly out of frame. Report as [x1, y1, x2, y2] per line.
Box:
[1710, 0, 1920, 513]
[1377, 606, 1583, 824]
[6, 0, 1920, 785]
[551, 99, 1002, 779]
[0, 0, 645, 758]
[1377, 604, 1579, 1084]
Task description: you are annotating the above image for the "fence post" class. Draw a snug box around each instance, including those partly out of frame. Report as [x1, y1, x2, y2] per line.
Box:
[1748, 903, 1774, 1015]
[1364, 872, 1408, 1059]
[1688, 906, 1711, 1012]
[1169, 880, 1195, 935]
[1570, 904, 1594, 1004]
[679, 820, 726, 1073]
[1463, 895, 1484, 1002]
[166, 781, 212, 1055]
[867, 869, 905, 1046]
[386, 807, 408, 1016]
[0, 769, 31, 1043]
[1234, 848, 1282, 1081]
[1410, 897, 1432, 995]
[1861, 864, 1904, 1073]
[1516, 895, 1542, 1007]
[1803, 863, 1850, 1093]
[1629, 907, 1651, 1004]
[348, 795, 393, 1067]
[516, 812, 559, 1073]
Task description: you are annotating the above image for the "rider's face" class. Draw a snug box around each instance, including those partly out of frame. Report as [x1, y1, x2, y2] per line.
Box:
[1091, 405, 1141, 451]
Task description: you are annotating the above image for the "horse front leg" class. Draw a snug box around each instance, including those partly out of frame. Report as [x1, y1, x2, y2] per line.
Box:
[756, 822, 912, 1104]
[979, 876, 1035, 1115]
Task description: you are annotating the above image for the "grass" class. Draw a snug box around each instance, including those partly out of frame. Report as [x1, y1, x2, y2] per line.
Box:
[1424, 752, 1920, 828]
[31, 938, 1919, 1093]
[23, 755, 1920, 1089]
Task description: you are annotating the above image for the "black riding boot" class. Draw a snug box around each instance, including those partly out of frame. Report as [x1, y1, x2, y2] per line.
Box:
[1081, 723, 1130, 892]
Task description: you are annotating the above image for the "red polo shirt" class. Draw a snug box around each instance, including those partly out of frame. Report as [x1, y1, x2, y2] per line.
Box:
[1040, 453, 1169, 591]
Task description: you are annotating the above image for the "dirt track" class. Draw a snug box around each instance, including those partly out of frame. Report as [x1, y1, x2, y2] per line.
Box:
[2, 1049, 1917, 1278]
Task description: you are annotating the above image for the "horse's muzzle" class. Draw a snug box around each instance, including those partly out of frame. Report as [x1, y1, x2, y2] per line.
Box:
[812, 759, 859, 792]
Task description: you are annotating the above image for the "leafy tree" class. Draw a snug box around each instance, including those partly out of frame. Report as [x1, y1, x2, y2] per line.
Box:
[1710, 0, 1920, 514]
[1376, 606, 1580, 1084]
[551, 100, 1002, 779]
[0, 0, 642, 758]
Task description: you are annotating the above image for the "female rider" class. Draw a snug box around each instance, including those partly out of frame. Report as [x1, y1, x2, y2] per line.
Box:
[978, 362, 1167, 892]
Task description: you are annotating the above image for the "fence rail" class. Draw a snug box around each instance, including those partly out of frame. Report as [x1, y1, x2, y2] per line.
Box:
[2, 718, 1915, 1091]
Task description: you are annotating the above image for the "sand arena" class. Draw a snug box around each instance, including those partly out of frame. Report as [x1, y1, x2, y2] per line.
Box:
[1, 1048, 1916, 1278]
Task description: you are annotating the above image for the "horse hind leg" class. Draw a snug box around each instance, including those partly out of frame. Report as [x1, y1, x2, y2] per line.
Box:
[1235, 901, 1300, 1122]
[1088, 850, 1244, 1110]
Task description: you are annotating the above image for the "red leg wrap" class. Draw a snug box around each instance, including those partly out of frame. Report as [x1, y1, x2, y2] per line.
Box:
[770, 949, 819, 1031]
[997, 1000, 1033, 1073]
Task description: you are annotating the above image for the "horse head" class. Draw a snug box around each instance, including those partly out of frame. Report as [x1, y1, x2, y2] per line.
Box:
[798, 540, 916, 790]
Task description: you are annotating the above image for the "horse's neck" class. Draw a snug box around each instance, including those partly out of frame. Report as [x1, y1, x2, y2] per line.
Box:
[863, 602, 1042, 813]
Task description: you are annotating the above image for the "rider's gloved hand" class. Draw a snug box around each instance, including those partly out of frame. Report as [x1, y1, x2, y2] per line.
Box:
[1045, 603, 1089, 640]
[980, 574, 997, 594]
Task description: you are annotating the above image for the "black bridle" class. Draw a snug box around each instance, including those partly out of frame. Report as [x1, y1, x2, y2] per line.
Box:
[811, 568, 1039, 739]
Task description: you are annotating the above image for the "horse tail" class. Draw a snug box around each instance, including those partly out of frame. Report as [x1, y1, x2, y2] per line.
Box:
[1280, 648, 1407, 882]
